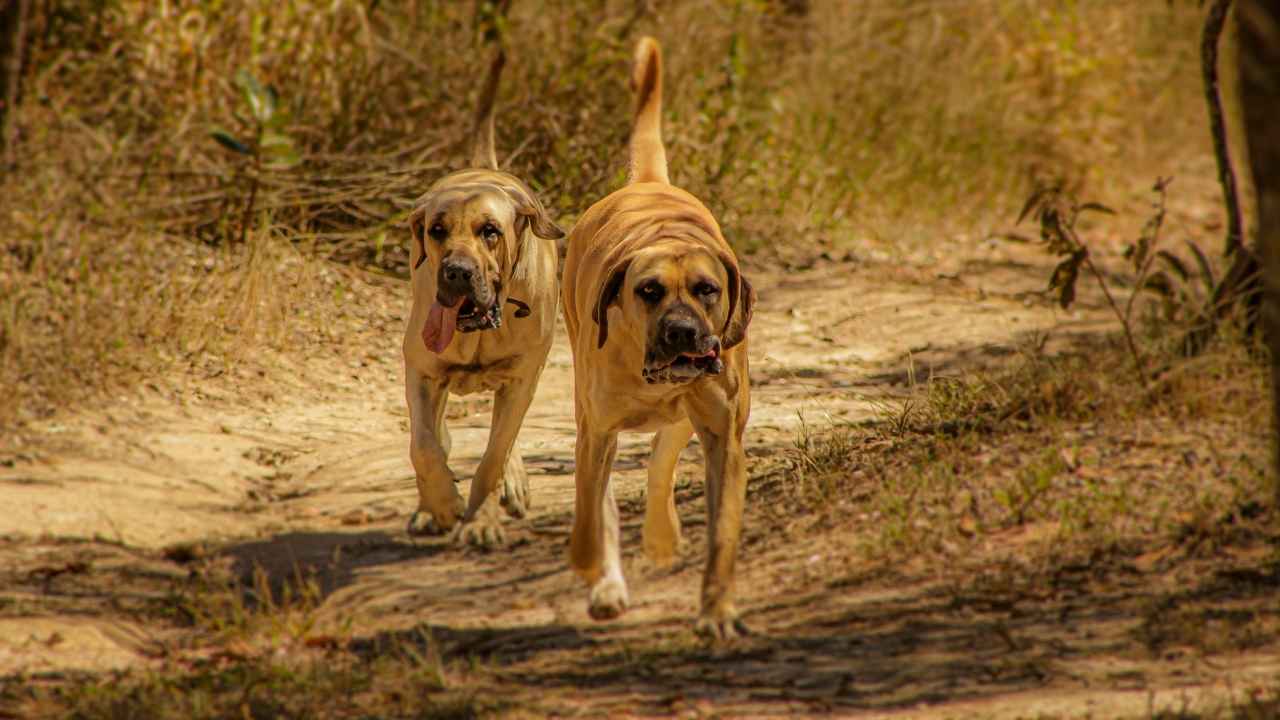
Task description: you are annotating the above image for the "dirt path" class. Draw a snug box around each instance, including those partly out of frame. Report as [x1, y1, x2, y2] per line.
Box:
[1, 246, 1267, 717]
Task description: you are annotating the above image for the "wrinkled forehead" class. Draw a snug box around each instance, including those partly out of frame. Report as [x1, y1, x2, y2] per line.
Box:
[416, 185, 515, 228]
[628, 241, 724, 283]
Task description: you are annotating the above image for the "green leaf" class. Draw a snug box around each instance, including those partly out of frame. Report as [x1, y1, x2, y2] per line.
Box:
[1077, 201, 1115, 216]
[1155, 250, 1189, 282]
[1129, 236, 1151, 272]
[260, 84, 278, 123]
[263, 146, 301, 169]
[236, 70, 269, 122]
[1140, 271, 1174, 299]
[1185, 240, 1216, 295]
[210, 130, 252, 155]
[260, 130, 293, 151]
[1016, 187, 1051, 225]
[1048, 252, 1084, 309]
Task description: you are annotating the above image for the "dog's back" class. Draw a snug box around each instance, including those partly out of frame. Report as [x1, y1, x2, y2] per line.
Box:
[564, 37, 725, 345]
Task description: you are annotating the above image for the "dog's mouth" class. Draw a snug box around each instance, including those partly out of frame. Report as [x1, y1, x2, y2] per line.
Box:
[422, 290, 502, 354]
[455, 296, 502, 333]
[642, 343, 723, 384]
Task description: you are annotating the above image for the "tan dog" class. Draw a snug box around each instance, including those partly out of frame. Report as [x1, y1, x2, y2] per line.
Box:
[561, 37, 756, 639]
[403, 48, 564, 547]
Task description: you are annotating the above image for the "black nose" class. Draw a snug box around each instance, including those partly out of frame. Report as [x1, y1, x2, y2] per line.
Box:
[661, 317, 699, 350]
[440, 256, 477, 294]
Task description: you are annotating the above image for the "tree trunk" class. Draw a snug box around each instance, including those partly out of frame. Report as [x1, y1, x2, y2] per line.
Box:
[1204, 0, 1245, 258]
[0, 0, 31, 167]
[1184, 0, 1262, 356]
[1236, 0, 1280, 487]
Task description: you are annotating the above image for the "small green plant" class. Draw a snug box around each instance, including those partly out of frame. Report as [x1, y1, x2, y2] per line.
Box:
[210, 71, 300, 246]
[790, 412, 855, 502]
[1013, 178, 1185, 388]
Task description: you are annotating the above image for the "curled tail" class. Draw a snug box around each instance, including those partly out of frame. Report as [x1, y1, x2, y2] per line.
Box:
[469, 47, 506, 169]
[629, 36, 669, 185]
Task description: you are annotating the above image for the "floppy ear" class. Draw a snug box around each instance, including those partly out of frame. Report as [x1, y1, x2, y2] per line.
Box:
[592, 259, 631, 349]
[505, 180, 565, 241]
[407, 208, 428, 271]
[718, 254, 755, 351]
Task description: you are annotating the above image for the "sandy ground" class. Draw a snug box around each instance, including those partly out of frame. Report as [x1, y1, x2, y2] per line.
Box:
[1, 240, 1272, 717]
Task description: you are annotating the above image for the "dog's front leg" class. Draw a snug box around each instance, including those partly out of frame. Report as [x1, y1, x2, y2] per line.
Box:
[644, 419, 694, 567]
[453, 378, 537, 548]
[687, 387, 751, 640]
[569, 424, 628, 620]
[406, 371, 463, 535]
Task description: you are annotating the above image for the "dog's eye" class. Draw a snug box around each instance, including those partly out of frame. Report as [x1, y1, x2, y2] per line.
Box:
[428, 223, 448, 241]
[480, 223, 502, 245]
[636, 282, 665, 303]
[693, 282, 720, 299]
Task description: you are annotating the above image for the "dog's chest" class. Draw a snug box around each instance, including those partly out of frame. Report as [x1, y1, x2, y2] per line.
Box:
[598, 387, 689, 432]
[442, 355, 521, 395]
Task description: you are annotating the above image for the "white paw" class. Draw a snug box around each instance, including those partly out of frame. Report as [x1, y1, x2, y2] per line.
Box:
[588, 577, 629, 621]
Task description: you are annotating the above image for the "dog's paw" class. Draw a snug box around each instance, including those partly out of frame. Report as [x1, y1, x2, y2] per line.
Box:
[406, 510, 454, 537]
[587, 577, 629, 621]
[499, 471, 530, 519]
[451, 516, 507, 549]
[407, 493, 465, 537]
[694, 611, 750, 641]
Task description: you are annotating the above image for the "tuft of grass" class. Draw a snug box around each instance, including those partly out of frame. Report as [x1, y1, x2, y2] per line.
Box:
[0, 555, 490, 720]
[776, 326, 1273, 565]
[0, 212, 346, 433]
[5, 649, 492, 720]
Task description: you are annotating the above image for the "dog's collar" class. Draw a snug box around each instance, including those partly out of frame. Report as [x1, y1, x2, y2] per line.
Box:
[505, 297, 531, 318]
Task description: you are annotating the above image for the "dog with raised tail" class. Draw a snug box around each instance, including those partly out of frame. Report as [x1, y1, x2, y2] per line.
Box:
[560, 37, 756, 639]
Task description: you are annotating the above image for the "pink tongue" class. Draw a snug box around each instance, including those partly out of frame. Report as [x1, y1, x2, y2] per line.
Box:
[422, 300, 460, 353]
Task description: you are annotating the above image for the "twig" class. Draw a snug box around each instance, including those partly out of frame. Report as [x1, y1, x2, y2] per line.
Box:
[1082, 252, 1148, 387]
[238, 141, 262, 246]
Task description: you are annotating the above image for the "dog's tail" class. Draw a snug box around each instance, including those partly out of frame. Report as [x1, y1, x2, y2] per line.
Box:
[628, 36, 669, 185]
[468, 47, 506, 170]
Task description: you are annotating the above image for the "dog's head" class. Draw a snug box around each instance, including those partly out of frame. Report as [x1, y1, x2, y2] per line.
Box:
[408, 174, 563, 347]
[593, 242, 754, 384]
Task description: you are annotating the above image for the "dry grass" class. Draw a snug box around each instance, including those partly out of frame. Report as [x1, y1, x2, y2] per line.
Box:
[771, 325, 1273, 570]
[0, 208, 343, 431]
[1, 1, 1208, 431]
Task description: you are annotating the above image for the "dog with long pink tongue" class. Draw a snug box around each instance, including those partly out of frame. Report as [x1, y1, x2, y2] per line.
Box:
[422, 299, 459, 355]
[400, 44, 564, 549]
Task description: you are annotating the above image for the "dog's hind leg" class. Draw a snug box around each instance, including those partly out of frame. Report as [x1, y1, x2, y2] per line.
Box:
[406, 372, 464, 536]
[643, 418, 693, 567]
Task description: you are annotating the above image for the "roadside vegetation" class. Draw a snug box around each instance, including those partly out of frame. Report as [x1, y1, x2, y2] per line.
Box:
[2, 0, 1205, 431]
